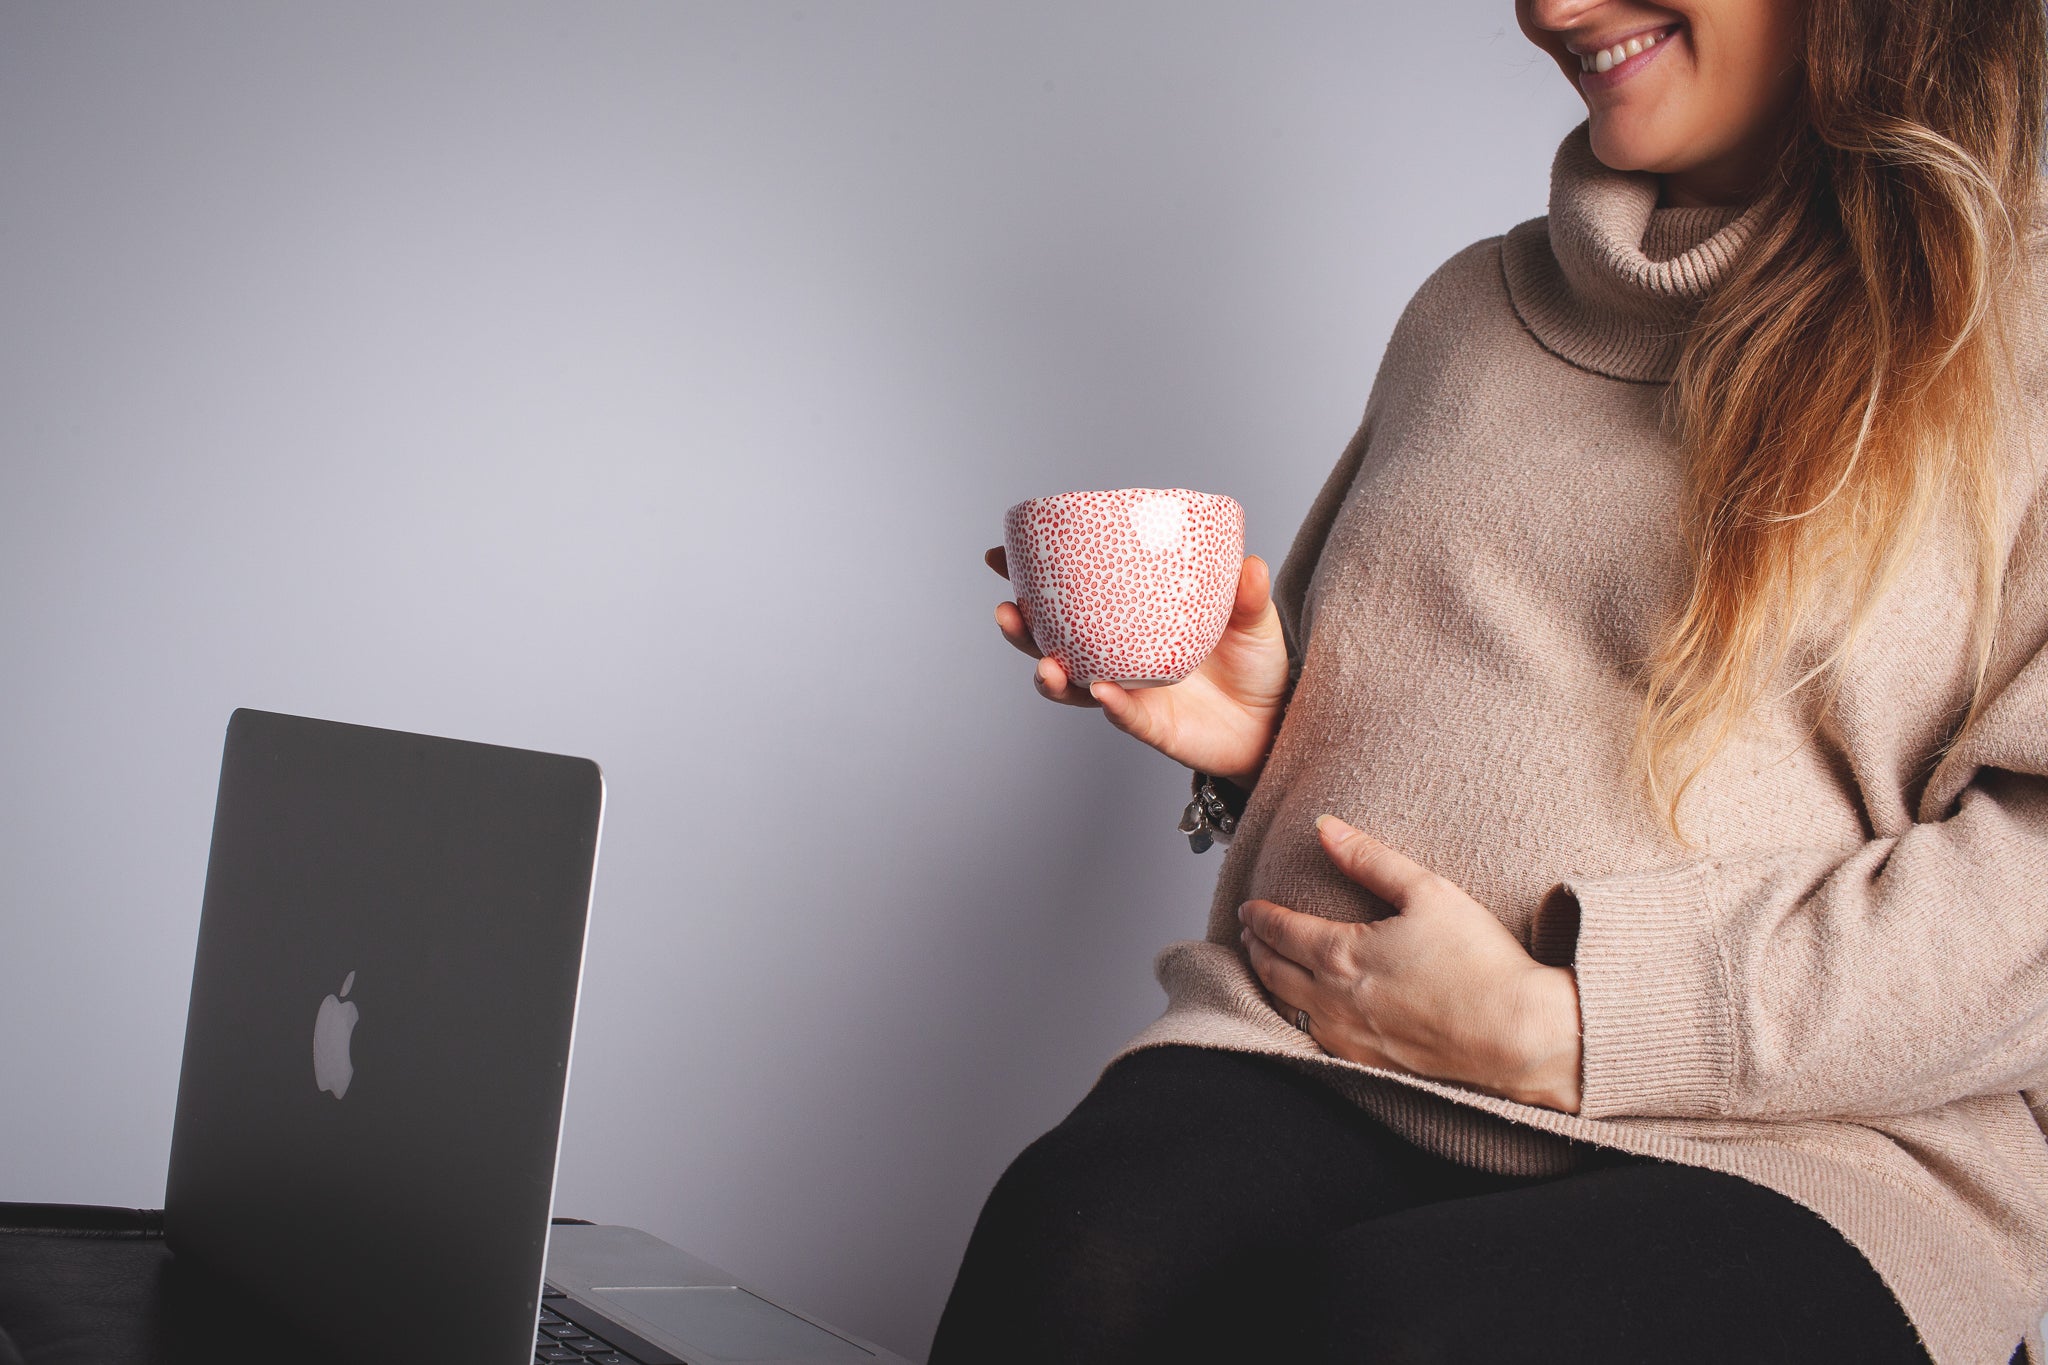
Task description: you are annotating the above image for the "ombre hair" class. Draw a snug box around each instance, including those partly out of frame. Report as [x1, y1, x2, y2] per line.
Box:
[1640, 0, 2047, 832]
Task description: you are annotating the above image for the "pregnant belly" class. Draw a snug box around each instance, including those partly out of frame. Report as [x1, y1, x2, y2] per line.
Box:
[1238, 685, 1662, 945]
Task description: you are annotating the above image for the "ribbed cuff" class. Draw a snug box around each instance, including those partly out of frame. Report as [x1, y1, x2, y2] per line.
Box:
[1566, 861, 1737, 1120]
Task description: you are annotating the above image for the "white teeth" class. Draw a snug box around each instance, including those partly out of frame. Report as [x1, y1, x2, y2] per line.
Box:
[1579, 28, 1666, 75]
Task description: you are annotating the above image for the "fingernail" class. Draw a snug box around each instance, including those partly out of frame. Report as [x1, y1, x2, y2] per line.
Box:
[1236, 902, 1250, 922]
[1315, 813, 1351, 838]
[1238, 926, 1249, 944]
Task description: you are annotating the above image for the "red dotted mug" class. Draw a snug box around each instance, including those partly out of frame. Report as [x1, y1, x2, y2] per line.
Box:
[1002, 487, 1245, 688]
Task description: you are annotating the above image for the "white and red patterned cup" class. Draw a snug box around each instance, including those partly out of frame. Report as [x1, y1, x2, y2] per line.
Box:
[1002, 487, 1245, 688]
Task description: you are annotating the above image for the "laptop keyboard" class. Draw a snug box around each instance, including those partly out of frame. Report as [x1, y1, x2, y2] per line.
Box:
[536, 1284, 666, 1365]
[536, 1303, 638, 1363]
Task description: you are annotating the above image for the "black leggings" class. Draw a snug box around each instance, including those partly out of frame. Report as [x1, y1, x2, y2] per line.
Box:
[931, 1046, 1948, 1365]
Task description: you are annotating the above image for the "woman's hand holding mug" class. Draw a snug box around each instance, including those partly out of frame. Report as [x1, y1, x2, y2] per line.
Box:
[985, 544, 1292, 789]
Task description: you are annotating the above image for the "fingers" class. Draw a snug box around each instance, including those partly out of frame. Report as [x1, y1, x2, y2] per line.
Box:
[1241, 924, 1318, 1013]
[985, 574, 1095, 704]
[1238, 899, 1347, 970]
[993, 601, 1043, 659]
[985, 545, 1095, 706]
[1033, 655, 1101, 708]
[1314, 815, 1438, 910]
[987, 547, 1045, 666]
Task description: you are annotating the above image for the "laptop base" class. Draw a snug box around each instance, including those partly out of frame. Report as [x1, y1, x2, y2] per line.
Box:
[542, 1224, 904, 1365]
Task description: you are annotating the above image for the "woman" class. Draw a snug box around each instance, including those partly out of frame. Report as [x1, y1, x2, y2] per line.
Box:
[940, 0, 2048, 1362]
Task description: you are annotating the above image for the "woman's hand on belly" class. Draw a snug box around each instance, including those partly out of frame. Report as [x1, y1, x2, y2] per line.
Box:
[986, 547, 1291, 788]
[1238, 815, 1585, 1114]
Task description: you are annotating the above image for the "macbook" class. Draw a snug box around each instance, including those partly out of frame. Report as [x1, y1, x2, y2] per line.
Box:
[163, 708, 900, 1365]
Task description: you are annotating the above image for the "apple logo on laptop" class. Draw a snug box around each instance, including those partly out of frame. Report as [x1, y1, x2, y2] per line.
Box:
[313, 970, 360, 1099]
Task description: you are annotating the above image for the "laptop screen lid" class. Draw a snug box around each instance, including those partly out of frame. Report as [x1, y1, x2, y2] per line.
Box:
[165, 708, 604, 1364]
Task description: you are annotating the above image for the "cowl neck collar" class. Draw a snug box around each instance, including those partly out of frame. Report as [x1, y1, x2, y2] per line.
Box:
[1502, 121, 1768, 383]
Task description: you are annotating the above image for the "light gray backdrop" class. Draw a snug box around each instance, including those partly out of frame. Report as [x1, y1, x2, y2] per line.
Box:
[0, 3, 1584, 1357]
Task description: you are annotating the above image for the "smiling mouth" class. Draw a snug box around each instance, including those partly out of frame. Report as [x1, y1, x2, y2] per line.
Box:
[1575, 24, 1681, 75]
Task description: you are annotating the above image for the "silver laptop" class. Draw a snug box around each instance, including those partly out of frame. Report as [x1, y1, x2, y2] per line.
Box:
[164, 708, 902, 1365]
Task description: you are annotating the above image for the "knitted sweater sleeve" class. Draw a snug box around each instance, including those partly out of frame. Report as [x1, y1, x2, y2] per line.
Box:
[1556, 500, 2048, 1123]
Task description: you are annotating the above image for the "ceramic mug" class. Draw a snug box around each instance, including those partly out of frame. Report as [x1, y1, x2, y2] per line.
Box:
[1002, 487, 1245, 688]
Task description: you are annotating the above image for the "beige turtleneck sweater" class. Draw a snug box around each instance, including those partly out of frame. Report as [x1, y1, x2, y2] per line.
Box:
[1116, 122, 2048, 1365]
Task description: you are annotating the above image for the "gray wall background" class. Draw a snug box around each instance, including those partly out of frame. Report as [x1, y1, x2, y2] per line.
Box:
[0, 4, 1584, 1357]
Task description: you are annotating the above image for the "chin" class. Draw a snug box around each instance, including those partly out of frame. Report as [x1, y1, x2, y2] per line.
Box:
[1585, 116, 1688, 178]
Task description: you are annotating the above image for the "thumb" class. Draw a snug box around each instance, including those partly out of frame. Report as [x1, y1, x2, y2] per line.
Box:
[1229, 555, 1275, 633]
[1314, 814, 1434, 910]
[1089, 680, 1160, 745]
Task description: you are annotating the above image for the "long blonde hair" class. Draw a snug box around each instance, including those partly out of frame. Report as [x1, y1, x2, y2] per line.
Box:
[1639, 0, 2046, 830]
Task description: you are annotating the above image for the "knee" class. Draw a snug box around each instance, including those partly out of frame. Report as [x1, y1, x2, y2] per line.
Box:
[934, 1125, 1201, 1364]
[968, 1124, 1160, 1289]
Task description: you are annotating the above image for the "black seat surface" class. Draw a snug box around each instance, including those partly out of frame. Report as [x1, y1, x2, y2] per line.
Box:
[0, 1204, 298, 1365]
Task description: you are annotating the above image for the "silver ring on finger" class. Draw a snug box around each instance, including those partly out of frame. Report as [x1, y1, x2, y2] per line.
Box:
[1295, 1008, 1312, 1033]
